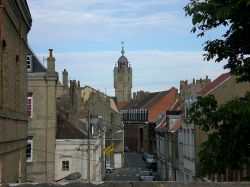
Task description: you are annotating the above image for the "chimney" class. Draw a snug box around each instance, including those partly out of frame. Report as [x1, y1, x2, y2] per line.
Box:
[206, 75, 208, 79]
[62, 69, 68, 88]
[193, 78, 195, 84]
[47, 49, 55, 72]
[78, 81, 80, 87]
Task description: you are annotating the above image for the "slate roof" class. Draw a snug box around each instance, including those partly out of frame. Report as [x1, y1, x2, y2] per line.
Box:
[27, 46, 47, 73]
[56, 114, 87, 139]
[122, 91, 169, 109]
[198, 72, 231, 96]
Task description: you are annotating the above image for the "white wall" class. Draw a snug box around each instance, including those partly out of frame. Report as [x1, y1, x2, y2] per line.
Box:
[55, 139, 104, 182]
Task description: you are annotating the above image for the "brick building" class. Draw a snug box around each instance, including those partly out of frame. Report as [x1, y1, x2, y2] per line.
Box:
[0, 0, 32, 183]
[120, 87, 177, 153]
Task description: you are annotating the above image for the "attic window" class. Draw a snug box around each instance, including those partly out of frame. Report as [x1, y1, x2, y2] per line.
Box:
[27, 55, 33, 72]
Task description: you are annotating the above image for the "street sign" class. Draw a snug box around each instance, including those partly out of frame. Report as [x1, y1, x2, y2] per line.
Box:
[105, 145, 114, 154]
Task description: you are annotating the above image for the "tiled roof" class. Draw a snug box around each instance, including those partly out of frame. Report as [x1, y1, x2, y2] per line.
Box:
[148, 88, 177, 122]
[123, 87, 177, 122]
[169, 119, 182, 133]
[169, 98, 184, 113]
[116, 101, 128, 110]
[123, 92, 160, 109]
[56, 114, 87, 139]
[155, 117, 167, 131]
[198, 72, 231, 96]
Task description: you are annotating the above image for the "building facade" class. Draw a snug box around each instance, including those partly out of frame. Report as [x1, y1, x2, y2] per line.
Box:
[114, 46, 132, 103]
[121, 87, 178, 153]
[195, 73, 250, 181]
[27, 49, 58, 182]
[55, 114, 105, 182]
[81, 86, 124, 169]
[0, 0, 32, 183]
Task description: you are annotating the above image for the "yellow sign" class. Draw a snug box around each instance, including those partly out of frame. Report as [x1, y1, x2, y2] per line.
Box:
[105, 145, 114, 154]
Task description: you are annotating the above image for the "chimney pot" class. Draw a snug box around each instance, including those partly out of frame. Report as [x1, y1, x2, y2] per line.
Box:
[49, 49, 53, 57]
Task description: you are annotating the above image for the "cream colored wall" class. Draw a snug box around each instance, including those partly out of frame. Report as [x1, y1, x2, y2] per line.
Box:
[27, 73, 57, 182]
[207, 76, 250, 105]
[195, 76, 250, 180]
[55, 139, 103, 182]
[80, 87, 124, 168]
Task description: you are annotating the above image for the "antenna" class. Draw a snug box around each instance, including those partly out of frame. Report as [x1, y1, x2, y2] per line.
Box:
[42, 57, 47, 66]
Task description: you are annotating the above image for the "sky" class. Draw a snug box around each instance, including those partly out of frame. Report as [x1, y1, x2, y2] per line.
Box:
[27, 0, 227, 96]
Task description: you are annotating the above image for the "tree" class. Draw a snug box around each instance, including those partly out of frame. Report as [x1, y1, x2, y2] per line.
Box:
[184, 0, 250, 82]
[189, 93, 250, 178]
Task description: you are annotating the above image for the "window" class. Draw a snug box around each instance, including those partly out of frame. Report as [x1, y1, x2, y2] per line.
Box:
[26, 136, 33, 162]
[27, 96, 33, 118]
[62, 161, 69, 170]
[27, 55, 32, 72]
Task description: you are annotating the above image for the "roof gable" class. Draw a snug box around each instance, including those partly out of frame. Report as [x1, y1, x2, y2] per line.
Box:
[198, 72, 231, 96]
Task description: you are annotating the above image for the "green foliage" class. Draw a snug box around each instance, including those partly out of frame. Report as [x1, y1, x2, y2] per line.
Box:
[184, 0, 250, 82]
[189, 92, 250, 177]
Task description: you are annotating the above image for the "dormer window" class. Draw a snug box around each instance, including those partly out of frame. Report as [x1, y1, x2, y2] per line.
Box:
[27, 55, 33, 72]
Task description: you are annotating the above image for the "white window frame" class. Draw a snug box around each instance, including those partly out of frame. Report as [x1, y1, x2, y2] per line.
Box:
[62, 161, 69, 171]
[27, 139, 33, 162]
[27, 96, 33, 118]
[27, 55, 33, 72]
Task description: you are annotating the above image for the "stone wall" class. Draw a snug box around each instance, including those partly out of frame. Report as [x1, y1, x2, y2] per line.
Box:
[1, 182, 250, 187]
[0, 0, 32, 183]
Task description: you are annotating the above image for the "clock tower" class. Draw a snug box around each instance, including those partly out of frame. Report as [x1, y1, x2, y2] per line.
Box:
[114, 43, 132, 102]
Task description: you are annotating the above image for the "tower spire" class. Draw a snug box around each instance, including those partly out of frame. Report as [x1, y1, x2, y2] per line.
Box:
[121, 41, 125, 56]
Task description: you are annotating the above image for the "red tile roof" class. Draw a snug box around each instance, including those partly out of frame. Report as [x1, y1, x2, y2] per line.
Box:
[155, 117, 167, 131]
[148, 87, 178, 122]
[198, 72, 231, 96]
[169, 119, 182, 133]
[121, 87, 178, 122]
[116, 101, 128, 110]
[169, 98, 184, 113]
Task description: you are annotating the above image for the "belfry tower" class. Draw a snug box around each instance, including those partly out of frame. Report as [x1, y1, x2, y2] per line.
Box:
[114, 42, 132, 102]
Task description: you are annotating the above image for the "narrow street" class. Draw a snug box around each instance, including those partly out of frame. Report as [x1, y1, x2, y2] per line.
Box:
[105, 152, 158, 181]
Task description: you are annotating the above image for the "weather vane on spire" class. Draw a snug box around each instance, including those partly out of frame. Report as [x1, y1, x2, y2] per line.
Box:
[121, 41, 125, 55]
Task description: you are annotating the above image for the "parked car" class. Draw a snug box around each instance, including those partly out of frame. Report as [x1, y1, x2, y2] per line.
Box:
[142, 152, 150, 161]
[105, 165, 114, 173]
[139, 170, 155, 181]
[146, 154, 157, 170]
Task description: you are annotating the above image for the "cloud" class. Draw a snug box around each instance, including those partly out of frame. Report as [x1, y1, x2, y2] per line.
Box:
[38, 50, 226, 96]
[27, 0, 189, 50]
